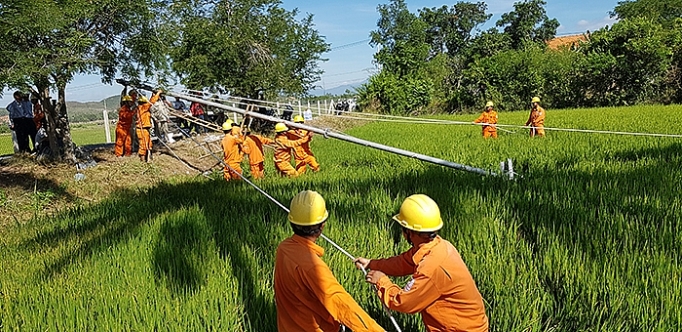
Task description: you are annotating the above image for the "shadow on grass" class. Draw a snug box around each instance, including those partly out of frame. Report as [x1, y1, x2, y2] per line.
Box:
[17, 140, 682, 331]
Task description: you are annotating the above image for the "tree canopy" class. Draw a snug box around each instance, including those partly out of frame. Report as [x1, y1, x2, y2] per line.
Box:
[168, 0, 329, 99]
[359, 0, 682, 114]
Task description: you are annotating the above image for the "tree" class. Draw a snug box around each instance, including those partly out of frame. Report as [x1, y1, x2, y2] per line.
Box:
[418, 2, 491, 57]
[496, 0, 559, 50]
[168, 0, 329, 99]
[0, 0, 165, 161]
[611, 0, 682, 26]
[370, 0, 430, 77]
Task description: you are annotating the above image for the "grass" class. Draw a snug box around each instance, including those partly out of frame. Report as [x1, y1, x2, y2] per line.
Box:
[0, 122, 113, 155]
[1, 105, 681, 331]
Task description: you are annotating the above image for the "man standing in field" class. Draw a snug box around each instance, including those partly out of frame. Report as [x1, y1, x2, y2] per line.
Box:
[114, 95, 136, 157]
[221, 120, 246, 181]
[136, 91, 161, 162]
[473, 101, 498, 138]
[6, 91, 36, 153]
[273, 123, 309, 178]
[287, 115, 320, 174]
[355, 194, 489, 332]
[274, 190, 385, 332]
[525, 97, 546, 137]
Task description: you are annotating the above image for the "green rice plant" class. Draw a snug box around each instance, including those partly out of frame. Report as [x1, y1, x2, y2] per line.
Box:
[1, 104, 681, 331]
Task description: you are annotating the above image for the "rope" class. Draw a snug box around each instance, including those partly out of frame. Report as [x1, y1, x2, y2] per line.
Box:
[320, 112, 682, 138]
[164, 119, 403, 332]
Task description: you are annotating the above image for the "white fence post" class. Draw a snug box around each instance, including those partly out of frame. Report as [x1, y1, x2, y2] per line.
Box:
[103, 110, 112, 143]
[317, 100, 321, 116]
[298, 100, 302, 115]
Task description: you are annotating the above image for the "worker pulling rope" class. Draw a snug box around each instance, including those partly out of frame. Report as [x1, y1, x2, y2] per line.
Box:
[159, 113, 403, 331]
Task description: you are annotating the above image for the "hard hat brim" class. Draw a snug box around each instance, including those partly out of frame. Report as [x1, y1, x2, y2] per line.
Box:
[392, 214, 443, 232]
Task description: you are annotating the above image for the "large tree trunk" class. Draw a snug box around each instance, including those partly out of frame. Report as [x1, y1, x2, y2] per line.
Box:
[56, 85, 76, 163]
[37, 85, 60, 159]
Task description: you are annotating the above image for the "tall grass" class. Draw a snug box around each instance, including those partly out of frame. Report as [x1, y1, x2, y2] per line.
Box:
[1, 105, 681, 331]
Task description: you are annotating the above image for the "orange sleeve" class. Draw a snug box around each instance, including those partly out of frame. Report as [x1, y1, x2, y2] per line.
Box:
[473, 113, 484, 123]
[150, 91, 161, 104]
[276, 135, 308, 148]
[301, 265, 385, 332]
[367, 249, 416, 277]
[491, 112, 498, 124]
[241, 137, 252, 155]
[259, 135, 275, 145]
[375, 271, 440, 314]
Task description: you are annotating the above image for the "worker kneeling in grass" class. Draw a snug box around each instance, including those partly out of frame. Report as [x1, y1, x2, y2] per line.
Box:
[221, 120, 246, 181]
[355, 194, 489, 332]
[274, 190, 385, 332]
[287, 115, 320, 174]
[273, 123, 310, 178]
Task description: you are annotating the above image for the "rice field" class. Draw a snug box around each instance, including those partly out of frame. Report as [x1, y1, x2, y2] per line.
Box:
[0, 123, 112, 155]
[1, 105, 681, 331]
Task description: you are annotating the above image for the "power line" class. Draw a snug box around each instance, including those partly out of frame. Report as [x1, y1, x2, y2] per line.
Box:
[327, 38, 371, 52]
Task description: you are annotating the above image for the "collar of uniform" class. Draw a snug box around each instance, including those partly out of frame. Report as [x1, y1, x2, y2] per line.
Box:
[412, 235, 442, 264]
[291, 234, 324, 257]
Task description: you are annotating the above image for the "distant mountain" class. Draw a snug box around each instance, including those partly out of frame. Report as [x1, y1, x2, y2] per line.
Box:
[308, 80, 367, 97]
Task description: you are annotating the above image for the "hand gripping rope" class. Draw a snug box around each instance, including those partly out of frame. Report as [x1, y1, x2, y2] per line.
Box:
[163, 118, 403, 332]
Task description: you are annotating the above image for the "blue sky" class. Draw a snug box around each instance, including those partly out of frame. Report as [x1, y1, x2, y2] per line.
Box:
[1, 0, 620, 106]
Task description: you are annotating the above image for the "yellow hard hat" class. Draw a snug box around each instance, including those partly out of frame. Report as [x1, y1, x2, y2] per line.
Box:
[288, 190, 329, 226]
[137, 95, 149, 103]
[275, 123, 288, 133]
[121, 95, 133, 102]
[222, 120, 235, 131]
[485, 101, 494, 108]
[392, 194, 443, 232]
[531, 97, 541, 103]
[293, 115, 305, 123]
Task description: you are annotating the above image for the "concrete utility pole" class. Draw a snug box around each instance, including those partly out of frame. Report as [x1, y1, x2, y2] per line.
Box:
[152, 89, 496, 176]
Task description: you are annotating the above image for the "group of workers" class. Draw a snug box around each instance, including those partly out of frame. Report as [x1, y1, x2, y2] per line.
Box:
[114, 87, 162, 162]
[275, 190, 489, 331]
[221, 114, 320, 181]
[474, 96, 546, 138]
[5, 91, 46, 154]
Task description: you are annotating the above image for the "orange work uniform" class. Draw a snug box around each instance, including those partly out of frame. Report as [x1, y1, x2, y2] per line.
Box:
[221, 132, 245, 181]
[368, 236, 489, 332]
[287, 129, 320, 174]
[243, 134, 274, 179]
[115, 104, 136, 156]
[474, 110, 498, 138]
[136, 92, 160, 158]
[525, 106, 546, 137]
[274, 235, 384, 332]
[274, 133, 309, 177]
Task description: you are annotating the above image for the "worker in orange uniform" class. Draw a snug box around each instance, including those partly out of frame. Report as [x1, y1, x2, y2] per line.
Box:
[242, 126, 275, 179]
[274, 190, 385, 332]
[473, 101, 498, 138]
[221, 120, 246, 181]
[273, 123, 309, 178]
[114, 95, 136, 157]
[355, 194, 489, 332]
[136, 91, 161, 162]
[525, 97, 546, 137]
[287, 115, 320, 174]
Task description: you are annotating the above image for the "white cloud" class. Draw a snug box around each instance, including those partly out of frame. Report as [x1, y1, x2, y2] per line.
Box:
[576, 16, 617, 32]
